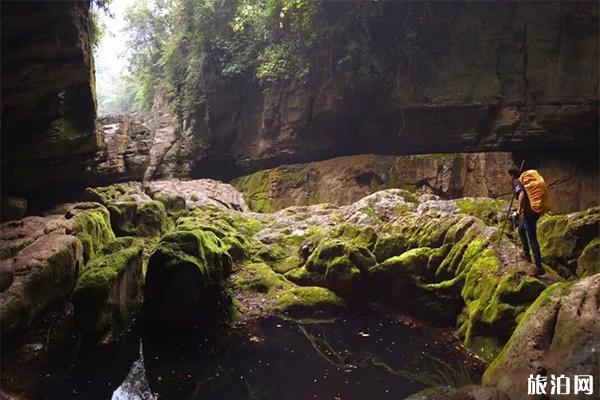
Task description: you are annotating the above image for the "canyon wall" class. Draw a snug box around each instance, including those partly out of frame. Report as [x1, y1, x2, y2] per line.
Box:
[1, 1, 597, 213]
[232, 152, 598, 213]
[180, 1, 598, 179]
[1, 1, 97, 199]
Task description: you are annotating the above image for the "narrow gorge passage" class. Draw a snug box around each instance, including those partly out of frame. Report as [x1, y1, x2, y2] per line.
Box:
[1, 1, 598, 400]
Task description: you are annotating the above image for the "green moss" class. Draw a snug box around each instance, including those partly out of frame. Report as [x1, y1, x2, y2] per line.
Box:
[232, 262, 289, 293]
[232, 262, 344, 317]
[373, 235, 409, 263]
[83, 183, 142, 205]
[144, 229, 234, 325]
[73, 205, 116, 262]
[232, 166, 308, 212]
[290, 238, 376, 299]
[370, 247, 435, 284]
[108, 200, 168, 238]
[538, 207, 600, 271]
[359, 206, 378, 220]
[577, 238, 600, 278]
[467, 335, 503, 362]
[457, 247, 547, 346]
[483, 281, 573, 380]
[153, 192, 187, 216]
[276, 286, 344, 315]
[175, 207, 265, 263]
[333, 224, 377, 251]
[73, 237, 144, 334]
[455, 198, 508, 225]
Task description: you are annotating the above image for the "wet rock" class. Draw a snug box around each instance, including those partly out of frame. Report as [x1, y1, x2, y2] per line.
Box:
[453, 198, 509, 225]
[94, 115, 153, 183]
[576, 238, 600, 278]
[232, 262, 344, 318]
[286, 237, 376, 299]
[1, 1, 97, 198]
[232, 153, 515, 212]
[73, 237, 144, 336]
[83, 182, 151, 205]
[538, 206, 600, 273]
[146, 179, 249, 213]
[0, 202, 117, 340]
[108, 200, 168, 237]
[0, 234, 83, 337]
[341, 189, 417, 224]
[144, 229, 233, 327]
[483, 274, 600, 400]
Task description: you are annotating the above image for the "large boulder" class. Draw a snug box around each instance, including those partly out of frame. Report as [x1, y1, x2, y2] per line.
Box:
[73, 237, 144, 336]
[144, 229, 233, 326]
[483, 274, 600, 400]
[82, 182, 151, 205]
[146, 179, 249, 213]
[107, 200, 168, 237]
[285, 237, 376, 299]
[0, 234, 83, 337]
[576, 238, 600, 278]
[0, 202, 116, 339]
[232, 262, 344, 318]
[538, 207, 600, 273]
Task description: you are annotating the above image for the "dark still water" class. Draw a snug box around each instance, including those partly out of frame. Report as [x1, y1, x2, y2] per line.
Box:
[40, 311, 484, 400]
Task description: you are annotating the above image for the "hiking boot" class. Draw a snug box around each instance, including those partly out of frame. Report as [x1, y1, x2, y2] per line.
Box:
[519, 251, 532, 263]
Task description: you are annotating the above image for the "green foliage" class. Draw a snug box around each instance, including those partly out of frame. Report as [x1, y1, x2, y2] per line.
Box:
[119, 0, 426, 113]
[90, 0, 112, 48]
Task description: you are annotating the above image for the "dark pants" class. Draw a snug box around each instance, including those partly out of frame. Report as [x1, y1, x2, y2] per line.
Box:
[518, 213, 542, 267]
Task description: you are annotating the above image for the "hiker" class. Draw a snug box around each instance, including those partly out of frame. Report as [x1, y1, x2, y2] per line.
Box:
[508, 166, 544, 275]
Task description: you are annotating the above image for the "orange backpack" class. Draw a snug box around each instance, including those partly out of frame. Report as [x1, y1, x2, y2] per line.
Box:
[519, 170, 551, 214]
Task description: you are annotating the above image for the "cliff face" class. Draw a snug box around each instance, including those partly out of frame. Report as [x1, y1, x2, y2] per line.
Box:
[178, 1, 598, 179]
[1, 1, 97, 198]
[1, 1, 597, 212]
[231, 152, 598, 214]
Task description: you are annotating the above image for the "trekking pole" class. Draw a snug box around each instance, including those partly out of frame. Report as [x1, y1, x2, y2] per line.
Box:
[497, 159, 525, 248]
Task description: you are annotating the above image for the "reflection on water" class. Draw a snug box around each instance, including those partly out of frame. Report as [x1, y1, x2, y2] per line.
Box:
[98, 311, 483, 400]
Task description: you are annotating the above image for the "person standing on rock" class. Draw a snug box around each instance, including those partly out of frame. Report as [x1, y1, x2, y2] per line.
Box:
[508, 167, 544, 275]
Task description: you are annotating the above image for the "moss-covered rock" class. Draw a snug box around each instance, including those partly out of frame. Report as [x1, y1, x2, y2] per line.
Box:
[483, 275, 599, 400]
[369, 247, 462, 323]
[231, 166, 308, 212]
[367, 211, 550, 355]
[455, 197, 509, 225]
[576, 238, 600, 278]
[83, 182, 149, 206]
[73, 237, 144, 336]
[175, 206, 261, 262]
[373, 235, 410, 263]
[144, 229, 233, 326]
[276, 286, 344, 317]
[286, 238, 376, 299]
[0, 234, 83, 338]
[108, 200, 168, 237]
[70, 204, 116, 262]
[152, 191, 187, 216]
[538, 206, 600, 272]
[231, 262, 344, 317]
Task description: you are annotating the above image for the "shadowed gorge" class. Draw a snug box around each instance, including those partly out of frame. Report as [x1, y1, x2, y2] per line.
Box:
[1, 1, 598, 400]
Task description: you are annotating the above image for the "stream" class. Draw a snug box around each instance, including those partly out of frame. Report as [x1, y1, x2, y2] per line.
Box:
[38, 309, 485, 400]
